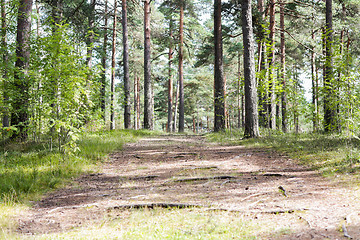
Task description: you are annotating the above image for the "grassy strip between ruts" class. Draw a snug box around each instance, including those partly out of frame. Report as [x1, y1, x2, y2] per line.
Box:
[0, 129, 155, 237]
[19, 208, 294, 240]
[207, 129, 360, 180]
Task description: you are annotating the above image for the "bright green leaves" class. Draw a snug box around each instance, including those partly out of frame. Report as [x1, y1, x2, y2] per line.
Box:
[28, 23, 97, 152]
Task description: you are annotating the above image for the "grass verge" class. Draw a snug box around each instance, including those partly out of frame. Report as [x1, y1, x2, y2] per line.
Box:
[0, 129, 154, 237]
[207, 130, 360, 179]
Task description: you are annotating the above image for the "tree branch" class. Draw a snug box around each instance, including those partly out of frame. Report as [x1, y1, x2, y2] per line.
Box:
[151, 52, 168, 63]
[227, 32, 242, 38]
[276, 27, 324, 57]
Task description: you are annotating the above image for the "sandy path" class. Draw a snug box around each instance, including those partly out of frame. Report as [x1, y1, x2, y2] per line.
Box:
[17, 135, 360, 239]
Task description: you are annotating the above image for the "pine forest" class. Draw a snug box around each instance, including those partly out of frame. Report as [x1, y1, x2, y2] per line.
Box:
[1, 0, 360, 238]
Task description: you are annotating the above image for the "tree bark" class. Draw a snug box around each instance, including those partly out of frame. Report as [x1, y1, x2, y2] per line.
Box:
[143, 0, 153, 130]
[178, 2, 185, 132]
[133, 73, 138, 130]
[324, 0, 338, 132]
[242, 0, 260, 138]
[134, 73, 141, 130]
[257, 0, 267, 128]
[311, 30, 318, 132]
[280, 0, 287, 133]
[101, 0, 108, 121]
[137, 75, 141, 129]
[167, 20, 173, 132]
[122, 0, 131, 129]
[1, 0, 9, 128]
[268, 0, 276, 130]
[214, 0, 225, 132]
[110, 0, 117, 130]
[173, 77, 179, 132]
[86, 0, 96, 69]
[12, 0, 33, 140]
[237, 51, 241, 129]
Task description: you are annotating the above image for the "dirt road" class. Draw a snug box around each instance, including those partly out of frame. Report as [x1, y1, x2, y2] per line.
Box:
[18, 135, 360, 239]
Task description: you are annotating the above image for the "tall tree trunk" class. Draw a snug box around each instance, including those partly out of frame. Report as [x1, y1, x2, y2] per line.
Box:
[311, 30, 318, 132]
[324, 0, 338, 132]
[241, 87, 245, 128]
[1, 0, 9, 128]
[214, 0, 225, 132]
[345, 32, 351, 131]
[143, 0, 153, 130]
[178, 2, 185, 132]
[49, 0, 62, 137]
[268, 0, 276, 130]
[51, 0, 62, 24]
[242, 0, 259, 138]
[36, 1, 40, 36]
[110, 0, 117, 130]
[86, 0, 96, 69]
[167, 20, 173, 132]
[122, 0, 131, 129]
[237, 51, 241, 129]
[134, 73, 141, 130]
[173, 77, 179, 132]
[133, 73, 138, 130]
[101, 0, 108, 121]
[12, 0, 33, 140]
[257, 0, 267, 128]
[137, 75, 141, 129]
[294, 66, 299, 133]
[280, 0, 287, 133]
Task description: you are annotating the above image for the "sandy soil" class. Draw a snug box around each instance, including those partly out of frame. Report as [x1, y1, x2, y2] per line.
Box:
[17, 135, 360, 239]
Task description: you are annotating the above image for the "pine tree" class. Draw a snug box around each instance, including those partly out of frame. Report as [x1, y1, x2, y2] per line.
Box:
[214, 0, 225, 132]
[242, 0, 259, 138]
[144, 0, 153, 130]
[11, 0, 33, 140]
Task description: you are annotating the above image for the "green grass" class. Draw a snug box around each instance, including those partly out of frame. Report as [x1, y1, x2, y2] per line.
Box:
[23, 208, 288, 240]
[0, 129, 156, 237]
[0, 129, 155, 203]
[207, 130, 360, 178]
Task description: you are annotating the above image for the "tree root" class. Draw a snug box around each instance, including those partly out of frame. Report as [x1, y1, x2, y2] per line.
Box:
[207, 207, 309, 214]
[129, 175, 159, 180]
[108, 203, 309, 216]
[174, 176, 236, 182]
[262, 173, 283, 177]
[109, 203, 203, 210]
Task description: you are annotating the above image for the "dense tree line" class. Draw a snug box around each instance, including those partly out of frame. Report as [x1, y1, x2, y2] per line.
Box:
[1, 0, 360, 147]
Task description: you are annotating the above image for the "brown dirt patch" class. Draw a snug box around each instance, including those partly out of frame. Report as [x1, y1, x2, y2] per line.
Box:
[17, 135, 360, 239]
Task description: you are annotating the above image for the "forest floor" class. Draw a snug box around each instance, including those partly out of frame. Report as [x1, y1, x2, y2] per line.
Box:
[16, 135, 360, 239]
